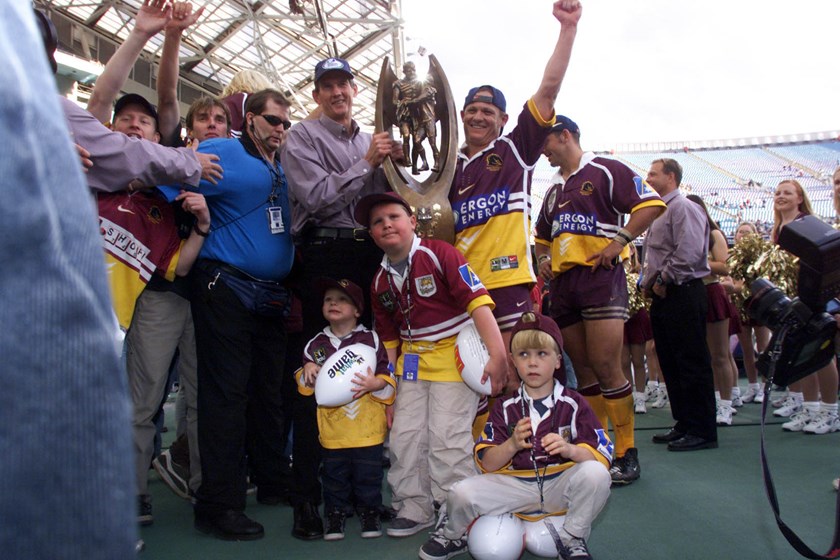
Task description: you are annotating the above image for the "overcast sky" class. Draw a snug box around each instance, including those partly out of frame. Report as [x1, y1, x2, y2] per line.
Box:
[402, 0, 840, 150]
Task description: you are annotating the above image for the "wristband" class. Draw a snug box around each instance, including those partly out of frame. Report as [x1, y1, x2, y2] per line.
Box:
[615, 228, 633, 245]
[538, 255, 551, 265]
[193, 223, 210, 237]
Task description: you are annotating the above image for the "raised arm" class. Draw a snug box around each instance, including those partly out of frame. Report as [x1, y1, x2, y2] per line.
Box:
[86, 0, 172, 123]
[532, 1, 583, 120]
[157, 2, 204, 143]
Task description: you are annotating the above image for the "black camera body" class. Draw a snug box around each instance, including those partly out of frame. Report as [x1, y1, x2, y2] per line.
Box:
[745, 215, 840, 387]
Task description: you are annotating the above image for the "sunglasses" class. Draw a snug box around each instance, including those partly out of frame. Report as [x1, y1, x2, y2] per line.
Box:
[258, 114, 292, 130]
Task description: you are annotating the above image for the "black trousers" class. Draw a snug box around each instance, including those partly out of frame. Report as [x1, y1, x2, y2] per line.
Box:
[291, 237, 383, 505]
[191, 266, 288, 516]
[650, 279, 718, 441]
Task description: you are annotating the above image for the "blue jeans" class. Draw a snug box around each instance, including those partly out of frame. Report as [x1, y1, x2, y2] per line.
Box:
[322, 444, 385, 513]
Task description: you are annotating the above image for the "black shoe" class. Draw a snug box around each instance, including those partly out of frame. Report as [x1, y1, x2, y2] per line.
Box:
[292, 502, 324, 540]
[194, 510, 265, 541]
[323, 509, 346, 541]
[651, 428, 685, 444]
[610, 447, 640, 486]
[667, 434, 718, 452]
[359, 508, 383, 538]
[137, 496, 153, 526]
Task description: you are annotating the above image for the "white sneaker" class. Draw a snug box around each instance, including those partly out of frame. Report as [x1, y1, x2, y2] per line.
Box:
[651, 386, 669, 409]
[731, 389, 744, 408]
[644, 383, 659, 402]
[716, 403, 733, 426]
[773, 396, 802, 418]
[742, 385, 760, 403]
[754, 384, 766, 404]
[634, 392, 647, 414]
[782, 409, 813, 432]
[771, 392, 789, 408]
[803, 411, 840, 435]
[833, 478, 839, 491]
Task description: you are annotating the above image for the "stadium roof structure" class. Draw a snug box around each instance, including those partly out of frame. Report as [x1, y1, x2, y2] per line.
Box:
[37, 0, 406, 126]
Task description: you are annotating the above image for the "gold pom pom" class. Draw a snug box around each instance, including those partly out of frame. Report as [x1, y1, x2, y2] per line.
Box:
[625, 272, 648, 316]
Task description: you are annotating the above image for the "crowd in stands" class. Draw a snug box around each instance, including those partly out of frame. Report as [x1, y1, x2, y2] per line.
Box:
[8, 2, 840, 559]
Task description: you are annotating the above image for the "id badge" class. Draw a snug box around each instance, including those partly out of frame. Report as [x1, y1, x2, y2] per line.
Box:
[267, 206, 284, 234]
[402, 353, 419, 382]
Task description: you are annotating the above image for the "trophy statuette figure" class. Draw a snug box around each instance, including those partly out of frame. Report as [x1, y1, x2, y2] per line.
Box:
[375, 55, 457, 244]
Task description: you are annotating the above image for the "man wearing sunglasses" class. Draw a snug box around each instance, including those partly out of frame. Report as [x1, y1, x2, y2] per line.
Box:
[158, 89, 296, 540]
[280, 56, 402, 541]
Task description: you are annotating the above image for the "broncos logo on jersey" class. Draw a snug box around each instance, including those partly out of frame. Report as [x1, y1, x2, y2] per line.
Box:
[458, 263, 485, 292]
[594, 428, 614, 462]
[633, 176, 655, 197]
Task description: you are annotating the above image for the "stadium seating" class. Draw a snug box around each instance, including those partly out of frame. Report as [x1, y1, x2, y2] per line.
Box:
[530, 140, 839, 239]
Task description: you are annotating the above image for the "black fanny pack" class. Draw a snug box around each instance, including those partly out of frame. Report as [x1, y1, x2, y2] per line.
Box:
[202, 260, 290, 318]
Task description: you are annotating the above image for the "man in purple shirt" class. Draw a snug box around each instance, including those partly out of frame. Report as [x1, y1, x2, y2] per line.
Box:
[642, 158, 718, 452]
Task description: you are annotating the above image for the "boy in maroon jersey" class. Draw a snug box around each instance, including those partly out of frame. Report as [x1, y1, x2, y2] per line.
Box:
[354, 192, 506, 538]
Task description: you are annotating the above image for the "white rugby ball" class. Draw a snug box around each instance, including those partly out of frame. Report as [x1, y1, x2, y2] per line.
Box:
[467, 513, 525, 560]
[314, 343, 376, 407]
[455, 322, 492, 395]
[523, 515, 567, 557]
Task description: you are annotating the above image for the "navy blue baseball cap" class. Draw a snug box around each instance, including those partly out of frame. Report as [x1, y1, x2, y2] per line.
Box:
[463, 85, 506, 113]
[314, 57, 354, 84]
[551, 115, 580, 135]
[114, 93, 159, 124]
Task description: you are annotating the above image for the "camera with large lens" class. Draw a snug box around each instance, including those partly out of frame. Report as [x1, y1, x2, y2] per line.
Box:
[744, 215, 840, 387]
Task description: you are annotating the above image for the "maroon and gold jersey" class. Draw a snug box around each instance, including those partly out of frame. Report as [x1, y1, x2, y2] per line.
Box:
[450, 99, 555, 290]
[97, 191, 182, 328]
[475, 381, 613, 477]
[371, 236, 494, 382]
[534, 153, 665, 274]
[299, 325, 395, 449]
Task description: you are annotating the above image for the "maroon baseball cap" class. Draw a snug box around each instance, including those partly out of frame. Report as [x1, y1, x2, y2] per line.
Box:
[509, 312, 563, 353]
[317, 277, 364, 314]
[353, 192, 413, 228]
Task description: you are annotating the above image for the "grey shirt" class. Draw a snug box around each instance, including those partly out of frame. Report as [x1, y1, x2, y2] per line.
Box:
[281, 114, 386, 236]
[642, 189, 710, 287]
[60, 97, 202, 192]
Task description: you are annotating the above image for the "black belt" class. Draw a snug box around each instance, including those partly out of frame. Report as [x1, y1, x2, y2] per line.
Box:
[670, 278, 704, 289]
[197, 259, 277, 284]
[302, 227, 371, 242]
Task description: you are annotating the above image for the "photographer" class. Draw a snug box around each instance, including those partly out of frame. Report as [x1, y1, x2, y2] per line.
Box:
[769, 180, 839, 434]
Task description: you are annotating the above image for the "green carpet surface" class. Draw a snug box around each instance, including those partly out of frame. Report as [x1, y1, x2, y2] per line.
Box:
[140, 391, 840, 559]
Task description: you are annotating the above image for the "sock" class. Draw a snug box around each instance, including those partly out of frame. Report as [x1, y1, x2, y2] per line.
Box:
[732, 386, 742, 398]
[714, 391, 721, 403]
[603, 382, 634, 457]
[646, 380, 659, 389]
[750, 383, 761, 391]
[579, 384, 608, 431]
[804, 401, 820, 417]
[821, 402, 839, 415]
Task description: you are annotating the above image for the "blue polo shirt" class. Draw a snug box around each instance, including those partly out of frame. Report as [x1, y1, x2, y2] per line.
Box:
[159, 137, 293, 281]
